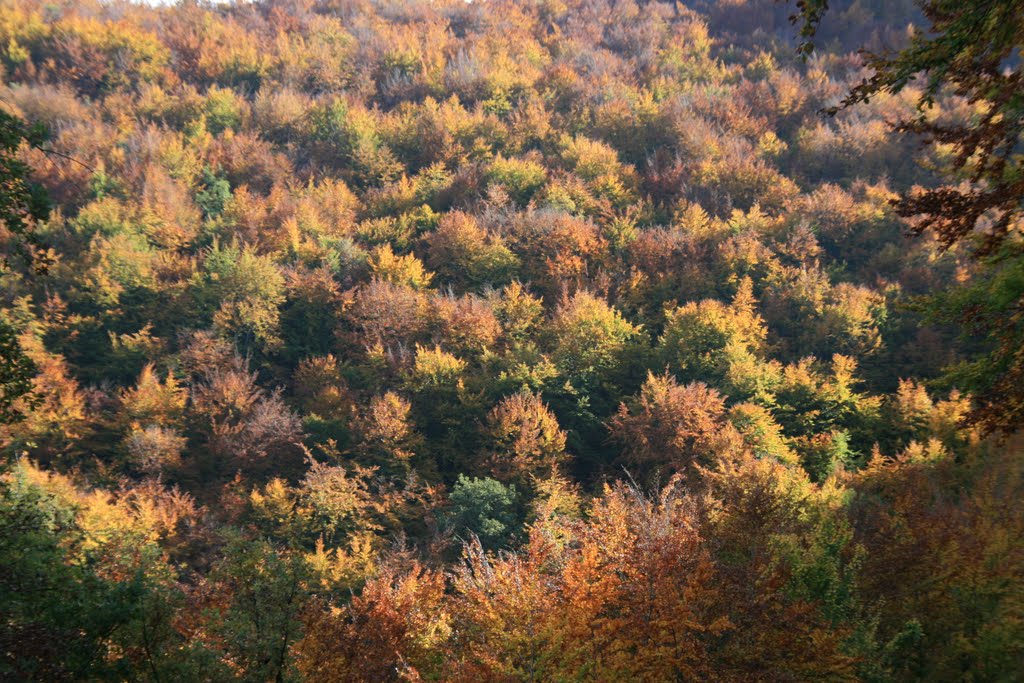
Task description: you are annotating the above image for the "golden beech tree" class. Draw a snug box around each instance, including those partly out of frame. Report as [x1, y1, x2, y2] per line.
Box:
[609, 372, 739, 476]
[446, 536, 558, 680]
[430, 293, 502, 357]
[491, 281, 545, 341]
[368, 244, 434, 291]
[446, 481, 722, 681]
[119, 363, 186, 429]
[659, 277, 768, 384]
[507, 211, 607, 297]
[549, 290, 642, 391]
[482, 390, 568, 484]
[353, 391, 423, 468]
[546, 484, 725, 681]
[294, 563, 450, 682]
[424, 211, 519, 289]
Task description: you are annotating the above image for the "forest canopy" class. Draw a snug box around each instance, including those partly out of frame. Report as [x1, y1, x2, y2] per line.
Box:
[0, 0, 1022, 680]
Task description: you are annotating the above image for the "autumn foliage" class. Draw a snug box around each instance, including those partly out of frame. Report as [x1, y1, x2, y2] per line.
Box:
[0, 0, 1021, 680]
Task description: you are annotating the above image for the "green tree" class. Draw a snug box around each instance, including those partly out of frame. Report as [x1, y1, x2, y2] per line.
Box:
[0, 110, 50, 268]
[195, 167, 232, 219]
[0, 111, 50, 424]
[193, 241, 286, 354]
[201, 537, 308, 683]
[0, 468, 151, 680]
[447, 474, 520, 550]
[0, 315, 35, 424]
